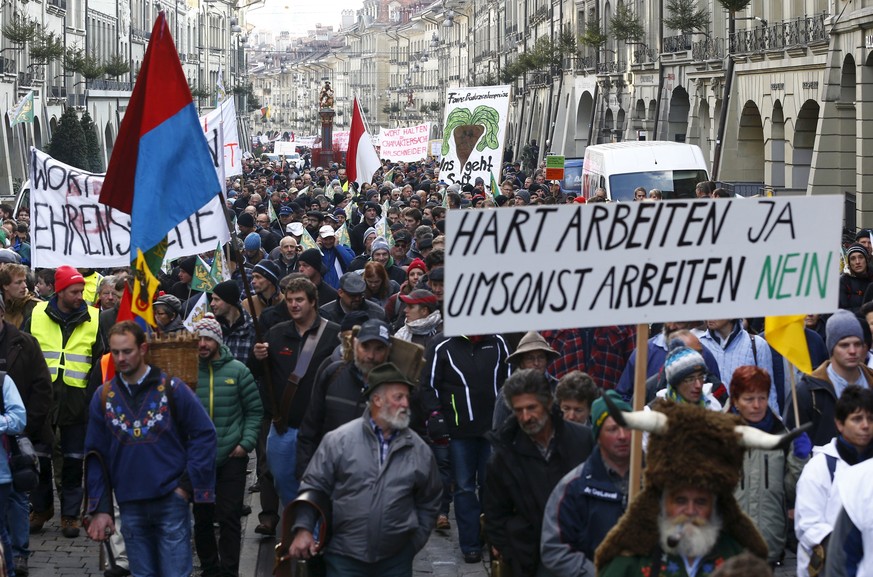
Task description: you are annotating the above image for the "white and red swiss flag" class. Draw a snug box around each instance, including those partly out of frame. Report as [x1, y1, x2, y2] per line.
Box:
[346, 97, 381, 185]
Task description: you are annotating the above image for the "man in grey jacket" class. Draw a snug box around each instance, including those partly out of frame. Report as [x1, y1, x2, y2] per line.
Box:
[288, 362, 442, 575]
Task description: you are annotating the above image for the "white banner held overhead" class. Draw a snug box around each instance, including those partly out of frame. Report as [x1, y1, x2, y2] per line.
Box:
[29, 148, 230, 269]
[443, 197, 842, 336]
[200, 98, 242, 178]
[273, 141, 296, 155]
[379, 123, 431, 162]
[439, 86, 510, 186]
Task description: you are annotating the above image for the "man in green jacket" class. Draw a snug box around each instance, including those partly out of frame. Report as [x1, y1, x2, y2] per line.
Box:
[193, 313, 263, 577]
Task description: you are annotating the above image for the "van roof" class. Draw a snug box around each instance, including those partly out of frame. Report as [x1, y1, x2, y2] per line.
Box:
[584, 141, 708, 174]
[588, 141, 695, 150]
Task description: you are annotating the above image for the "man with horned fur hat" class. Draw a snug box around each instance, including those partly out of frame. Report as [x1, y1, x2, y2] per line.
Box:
[595, 400, 790, 577]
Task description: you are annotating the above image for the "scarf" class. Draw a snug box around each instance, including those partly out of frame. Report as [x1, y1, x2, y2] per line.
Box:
[395, 310, 442, 342]
[665, 384, 706, 408]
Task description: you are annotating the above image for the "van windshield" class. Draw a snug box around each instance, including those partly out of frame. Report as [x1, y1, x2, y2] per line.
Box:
[608, 170, 709, 201]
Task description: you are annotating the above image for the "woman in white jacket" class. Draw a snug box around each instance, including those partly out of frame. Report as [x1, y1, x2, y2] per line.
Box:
[795, 385, 873, 577]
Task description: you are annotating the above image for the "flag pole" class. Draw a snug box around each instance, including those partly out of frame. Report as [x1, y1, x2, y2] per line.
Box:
[788, 362, 801, 427]
[216, 189, 279, 418]
[628, 323, 648, 502]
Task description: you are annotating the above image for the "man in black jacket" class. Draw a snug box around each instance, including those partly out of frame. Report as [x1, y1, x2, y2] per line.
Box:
[319, 273, 386, 326]
[251, 277, 339, 506]
[484, 369, 594, 574]
[420, 332, 510, 563]
[295, 319, 392, 478]
[0, 292, 54, 573]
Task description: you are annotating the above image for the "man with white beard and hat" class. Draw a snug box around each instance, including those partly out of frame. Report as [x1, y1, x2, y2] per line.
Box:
[594, 399, 801, 576]
[286, 362, 441, 575]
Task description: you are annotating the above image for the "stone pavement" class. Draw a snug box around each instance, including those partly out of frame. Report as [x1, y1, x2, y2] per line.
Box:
[22, 461, 798, 577]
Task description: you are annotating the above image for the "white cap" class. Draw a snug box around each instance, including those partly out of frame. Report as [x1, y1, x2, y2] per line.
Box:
[319, 224, 336, 238]
[286, 222, 305, 236]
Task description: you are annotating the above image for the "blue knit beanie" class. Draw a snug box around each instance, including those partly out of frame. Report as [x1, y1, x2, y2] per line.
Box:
[664, 339, 707, 388]
[244, 232, 261, 251]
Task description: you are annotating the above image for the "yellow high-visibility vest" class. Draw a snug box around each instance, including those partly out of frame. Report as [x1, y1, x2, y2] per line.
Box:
[30, 301, 99, 388]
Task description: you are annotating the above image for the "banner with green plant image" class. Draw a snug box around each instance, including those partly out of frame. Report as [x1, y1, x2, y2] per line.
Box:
[439, 86, 510, 187]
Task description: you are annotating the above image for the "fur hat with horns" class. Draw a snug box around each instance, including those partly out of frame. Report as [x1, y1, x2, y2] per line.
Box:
[594, 400, 800, 569]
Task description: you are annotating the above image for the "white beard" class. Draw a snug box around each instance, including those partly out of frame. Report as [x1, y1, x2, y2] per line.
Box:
[658, 509, 723, 559]
[379, 404, 411, 431]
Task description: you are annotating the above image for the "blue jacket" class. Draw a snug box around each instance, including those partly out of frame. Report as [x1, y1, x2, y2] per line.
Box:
[540, 448, 627, 577]
[0, 375, 27, 485]
[85, 367, 217, 513]
[321, 245, 355, 289]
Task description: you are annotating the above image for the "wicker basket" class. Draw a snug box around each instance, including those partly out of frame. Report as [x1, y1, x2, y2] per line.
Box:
[146, 332, 200, 390]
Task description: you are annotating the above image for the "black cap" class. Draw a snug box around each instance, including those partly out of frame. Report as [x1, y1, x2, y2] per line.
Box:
[237, 212, 255, 228]
[211, 280, 241, 306]
[298, 248, 327, 275]
[356, 319, 391, 345]
[340, 310, 371, 332]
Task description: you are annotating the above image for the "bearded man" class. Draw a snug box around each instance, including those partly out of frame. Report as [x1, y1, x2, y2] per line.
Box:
[287, 362, 442, 576]
[295, 319, 396, 478]
[484, 369, 594, 576]
[595, 401, 777, 577]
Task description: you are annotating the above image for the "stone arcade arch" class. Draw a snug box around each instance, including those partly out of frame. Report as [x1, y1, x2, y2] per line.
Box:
[603, 109, 614, 143]
[768, 100, 786, 188]
[667, 87, 690, 142]
[736, 100, 765, 184]
[575, 92, 594, 156]
[105, 122, 116, 167]
[837, 55, 857, 195]
[859, 53, 873, 214]
[790, 100, 820, 190]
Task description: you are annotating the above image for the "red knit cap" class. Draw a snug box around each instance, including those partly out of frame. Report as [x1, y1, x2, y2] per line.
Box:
[54, 266, 85, 293]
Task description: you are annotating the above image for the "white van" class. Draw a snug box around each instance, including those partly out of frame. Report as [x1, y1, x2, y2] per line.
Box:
[582, 141, 709, 201]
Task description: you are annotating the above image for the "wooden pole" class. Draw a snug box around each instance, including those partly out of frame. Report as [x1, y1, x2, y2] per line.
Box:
[628, 323, 649, 502]
[789, 362, 801, 427]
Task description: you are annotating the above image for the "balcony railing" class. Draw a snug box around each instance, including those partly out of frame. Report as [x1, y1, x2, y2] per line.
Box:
[50, 85, 66, 98]
[0, 58, 16, 75]
[89, 79, 132, 91]
[692, 37, 725, 61]
[663, 34, 692, 53]
[633, 46, 658, 64]
[17, 72, 34, 87]
[729, 13, 829, 55]
[596, 60, 625, 74]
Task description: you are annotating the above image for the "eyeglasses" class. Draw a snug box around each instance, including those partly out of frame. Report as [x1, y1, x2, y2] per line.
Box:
[680, 371, 706, 387]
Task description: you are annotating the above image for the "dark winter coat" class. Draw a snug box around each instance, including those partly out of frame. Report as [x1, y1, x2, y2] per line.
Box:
[484, 408, 594, 576]
[295, 360, 367, 479]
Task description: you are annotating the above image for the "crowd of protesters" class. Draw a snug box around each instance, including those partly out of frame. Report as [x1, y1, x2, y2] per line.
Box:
[0, 153, 866, 577]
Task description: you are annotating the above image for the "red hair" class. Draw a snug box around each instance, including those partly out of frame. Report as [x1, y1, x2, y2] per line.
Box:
[729, 365, 771, 403]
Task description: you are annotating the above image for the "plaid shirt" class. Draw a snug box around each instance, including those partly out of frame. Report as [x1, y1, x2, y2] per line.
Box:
[221, 309, 257, 365]
[541, 326, 637, 391]
[370, 418, 398, 465]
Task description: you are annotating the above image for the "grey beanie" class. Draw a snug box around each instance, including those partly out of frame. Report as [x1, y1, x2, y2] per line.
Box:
[826, 310, 865, 356]
[371, 238, 390, 254]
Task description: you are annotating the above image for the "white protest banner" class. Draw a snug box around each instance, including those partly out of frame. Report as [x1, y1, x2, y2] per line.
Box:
[333, 131, 350, 152]
[29, 148, 230, 269]
[443, 197, 842, 336]
[273, 141, 296, 155]
[439, 86, 509, 186]
[379, 123, 431, 162]
[430, 139, 442, 158]
[295, 136, 318, 148]
[200, 98, 242, 178]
